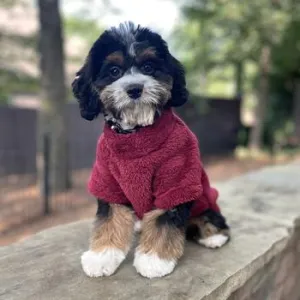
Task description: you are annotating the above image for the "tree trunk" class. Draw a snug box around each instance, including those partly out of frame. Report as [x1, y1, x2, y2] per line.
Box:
[293, 78, 300, 144]
[235, 61, 243, 99]
[249, 45, 270, 151]
[37, 0, 70, 193]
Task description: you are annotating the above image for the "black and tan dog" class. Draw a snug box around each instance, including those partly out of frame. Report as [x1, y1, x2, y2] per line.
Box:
[72, 22, 230, 279]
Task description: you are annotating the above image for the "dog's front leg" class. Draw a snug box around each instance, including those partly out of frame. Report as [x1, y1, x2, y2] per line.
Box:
[133, 202, 192, 278]
[81, 199, 134, 277]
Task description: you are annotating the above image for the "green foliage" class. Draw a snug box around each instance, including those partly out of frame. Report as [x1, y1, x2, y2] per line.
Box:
[64, 16, 103, 46]
[0, 14, 103, 102]
[0, 0, 19, 8]
[0, 93, 9, 104]
[63, 16, 103, 99]
[174, 0, 291, 93]
[174, 0, 300, 149]
[0, 1, 38, 101]
[180, 1, 287, 67]
[263, 74, 294, 148]
[0, 69, 39, 101]
[265, 2, 300, 149]
[272, 19, 300, 77]
[0, 31, 37, 49]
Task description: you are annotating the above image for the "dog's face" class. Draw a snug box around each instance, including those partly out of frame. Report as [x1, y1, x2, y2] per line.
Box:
[72, 22, 188, 126]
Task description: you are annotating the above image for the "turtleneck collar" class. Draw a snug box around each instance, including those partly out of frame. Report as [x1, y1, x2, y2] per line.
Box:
[103, 108, 177, 159]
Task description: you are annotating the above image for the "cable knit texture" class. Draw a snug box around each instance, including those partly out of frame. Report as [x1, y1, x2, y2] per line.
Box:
[88, 109, 220, 219]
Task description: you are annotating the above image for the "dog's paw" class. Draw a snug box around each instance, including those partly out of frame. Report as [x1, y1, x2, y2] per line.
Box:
[133, 250, 176, 278]
[81, 249, 126, 277]
[198, 233, 229, 249]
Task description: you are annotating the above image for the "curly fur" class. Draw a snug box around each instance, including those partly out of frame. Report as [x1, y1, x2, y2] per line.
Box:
[72, 21, 188, 125]
[73, 22, 229, 279]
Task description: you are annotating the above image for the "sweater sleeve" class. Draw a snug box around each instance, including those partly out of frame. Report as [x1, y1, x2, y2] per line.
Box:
[88, 137, 128, 204]
[153, 135, 209, 211]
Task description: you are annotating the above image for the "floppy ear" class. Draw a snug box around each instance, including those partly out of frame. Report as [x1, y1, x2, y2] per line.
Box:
[168, 56, 189, 107]
[72, 62, 102, 121]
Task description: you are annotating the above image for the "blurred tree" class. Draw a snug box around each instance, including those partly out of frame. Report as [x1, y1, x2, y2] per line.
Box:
[272, 0, 300, 145]
[294, 79, 300, 143]
[243, 1, 288, 151]
[176, 0, 295, 150]
[249, 45, 271, 151]
[0, 0, 39, 103]
[172, 2, 221, 94]
[37, 0, 70, 193]
[0, 0, 19, 8]
[64, 16, 103, 58]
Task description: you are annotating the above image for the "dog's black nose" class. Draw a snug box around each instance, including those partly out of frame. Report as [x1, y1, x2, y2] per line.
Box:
[126, 84, 143, 99]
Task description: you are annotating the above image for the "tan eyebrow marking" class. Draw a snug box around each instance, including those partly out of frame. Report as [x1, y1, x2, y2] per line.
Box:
[136, 47, 157, 62]
[140, 47, 156, 57]
[106, 51, 124, 65]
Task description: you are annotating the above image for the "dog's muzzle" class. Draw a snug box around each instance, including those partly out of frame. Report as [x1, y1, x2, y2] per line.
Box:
[126, 84, 144, 100]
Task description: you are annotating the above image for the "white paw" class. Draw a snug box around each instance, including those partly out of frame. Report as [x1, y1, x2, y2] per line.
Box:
[133, 250, 176, 279]
[81, 249, 126, 277]
[198, 234, 229, 249]
[134, 220, 142, 233]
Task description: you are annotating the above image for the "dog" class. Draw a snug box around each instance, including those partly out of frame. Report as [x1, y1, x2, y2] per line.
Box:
[72, 22, 230, 279]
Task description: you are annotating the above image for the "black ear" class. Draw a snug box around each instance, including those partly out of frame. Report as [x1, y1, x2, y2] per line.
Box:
[169, 56, 188, 107]
[72, 63, 102, 121]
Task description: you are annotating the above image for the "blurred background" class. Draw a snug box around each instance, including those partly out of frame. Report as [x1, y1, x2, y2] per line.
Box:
[0, 0, 299, 246]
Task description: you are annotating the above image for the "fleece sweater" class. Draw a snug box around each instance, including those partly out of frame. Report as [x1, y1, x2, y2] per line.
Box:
[88, 108, 220, 219]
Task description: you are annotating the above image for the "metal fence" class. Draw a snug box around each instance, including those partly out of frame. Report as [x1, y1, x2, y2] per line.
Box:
[0, 98, 241, 234]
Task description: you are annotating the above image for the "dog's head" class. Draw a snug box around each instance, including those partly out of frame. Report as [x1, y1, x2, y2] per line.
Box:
[72, 22, 188, 127]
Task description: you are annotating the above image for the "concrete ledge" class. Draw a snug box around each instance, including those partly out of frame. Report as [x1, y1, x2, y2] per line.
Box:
[1, 162, 300, 300]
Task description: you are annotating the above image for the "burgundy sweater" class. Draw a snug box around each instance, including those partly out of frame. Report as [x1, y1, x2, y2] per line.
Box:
[88, 109, 220, 219]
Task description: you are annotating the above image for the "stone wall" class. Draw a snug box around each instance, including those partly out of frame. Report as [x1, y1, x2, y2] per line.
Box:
[228, 224, 300, 300]
[0, 161, 299, 300]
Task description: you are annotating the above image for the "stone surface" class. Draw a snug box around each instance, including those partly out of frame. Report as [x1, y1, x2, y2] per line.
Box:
[228, 225, 300, 300]
[0, 161, 300, 300]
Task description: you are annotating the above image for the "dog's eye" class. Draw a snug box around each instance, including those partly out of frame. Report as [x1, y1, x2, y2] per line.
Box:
[109, 66, 122, 79]
[141, 63, 154, 75]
